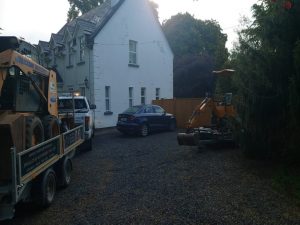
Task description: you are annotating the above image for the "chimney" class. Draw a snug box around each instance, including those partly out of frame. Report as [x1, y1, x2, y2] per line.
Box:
[111, 0, 120, 7]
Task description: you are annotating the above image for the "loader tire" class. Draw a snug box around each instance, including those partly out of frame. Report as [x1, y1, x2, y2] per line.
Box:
[25, 116, 45, 149]
[42, 115, 60, 140]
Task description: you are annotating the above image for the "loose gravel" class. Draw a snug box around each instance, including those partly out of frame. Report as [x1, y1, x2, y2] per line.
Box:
[2, 129, 300, 225]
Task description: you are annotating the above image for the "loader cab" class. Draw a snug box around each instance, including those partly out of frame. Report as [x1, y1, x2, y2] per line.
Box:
[0, 65, 48, 113]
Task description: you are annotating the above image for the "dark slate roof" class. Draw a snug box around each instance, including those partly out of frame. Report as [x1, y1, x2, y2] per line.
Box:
[55, 0, 125, 46]
[51, 33, 64, 46]
[76, 18, 96, 34]
[38, 40, 50, 53]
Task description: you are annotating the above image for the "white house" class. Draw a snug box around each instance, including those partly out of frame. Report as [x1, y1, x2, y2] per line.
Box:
[38, 0, 173, 128]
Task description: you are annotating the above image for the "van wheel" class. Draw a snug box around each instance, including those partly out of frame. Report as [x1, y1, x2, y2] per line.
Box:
[33, 168, 56, 208]
[25, 116, 44, 149]
[42, 115, 60, 139]
[60, 157, 72, 188]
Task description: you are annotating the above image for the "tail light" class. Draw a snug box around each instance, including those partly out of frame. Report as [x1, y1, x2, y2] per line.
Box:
[128, 115, 135, 121]
[85, 116, 90, 131]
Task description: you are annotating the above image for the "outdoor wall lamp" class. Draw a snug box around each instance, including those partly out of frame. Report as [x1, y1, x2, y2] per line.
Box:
[84, 77, 89, 89]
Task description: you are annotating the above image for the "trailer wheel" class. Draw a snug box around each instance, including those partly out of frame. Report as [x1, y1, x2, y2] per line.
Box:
[25, 116, 44, 149]
[42, 115, 60, 139]
[34, 168, 56, 208]
[60, 157, 72, 188]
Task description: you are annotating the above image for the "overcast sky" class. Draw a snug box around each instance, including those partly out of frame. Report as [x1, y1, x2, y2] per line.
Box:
[0, 0, 258, 49]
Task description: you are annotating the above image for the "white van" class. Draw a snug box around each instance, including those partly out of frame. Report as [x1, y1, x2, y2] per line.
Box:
[58, 95, 96, 150]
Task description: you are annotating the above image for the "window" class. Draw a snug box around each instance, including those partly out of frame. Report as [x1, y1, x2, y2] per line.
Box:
[80, 87, 86, 96]
[68, 41, 73, 66]
[129, 40, 137, 65]
[144, 105, 153, 113]
[105, 86, 111, 111]
[141, 87, 146, 105]
[153, 105, 165, 114]
[129, 87, 134, 107]
[79, 36, 85, 62]
[155, 88, 160, 100]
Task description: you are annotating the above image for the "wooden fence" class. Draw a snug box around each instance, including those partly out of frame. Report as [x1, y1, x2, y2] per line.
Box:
[152, 98, 204, 128]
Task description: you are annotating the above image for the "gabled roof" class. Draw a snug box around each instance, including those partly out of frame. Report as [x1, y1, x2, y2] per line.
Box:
[55, 0, 125, 46]
[51, 33, 64, 46]
[38, 40, 50, 53]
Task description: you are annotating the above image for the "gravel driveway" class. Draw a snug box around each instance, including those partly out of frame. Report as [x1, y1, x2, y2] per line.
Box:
[2, 129, 300, 225]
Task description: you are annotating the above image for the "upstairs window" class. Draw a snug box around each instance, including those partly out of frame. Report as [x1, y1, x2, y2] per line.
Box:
[68, 41, 73, 66]
[155, 88, 160, 100]
[141, 87, 146, 105]
[79, 36, 85, 62]
[129, 40, 138, 65]
[129, 87, 134, 107]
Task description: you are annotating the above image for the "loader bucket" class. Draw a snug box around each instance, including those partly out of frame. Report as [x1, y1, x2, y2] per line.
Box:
[177, 132, 199, 146]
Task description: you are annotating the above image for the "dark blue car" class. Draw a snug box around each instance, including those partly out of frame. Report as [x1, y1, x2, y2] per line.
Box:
[116, 104, 176, 136]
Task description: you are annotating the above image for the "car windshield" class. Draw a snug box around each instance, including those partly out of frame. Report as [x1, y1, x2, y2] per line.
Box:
[59, 99, 87, 110]
[123, 105, 144, 114]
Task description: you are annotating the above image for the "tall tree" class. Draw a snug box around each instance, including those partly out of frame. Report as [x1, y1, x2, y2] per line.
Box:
[231, 0, 300, 160]
[162, 13, 228, 97]
[67, 0, 105, 22]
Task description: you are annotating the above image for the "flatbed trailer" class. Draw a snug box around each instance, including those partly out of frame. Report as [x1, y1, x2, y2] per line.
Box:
[0, 125, 84, 221]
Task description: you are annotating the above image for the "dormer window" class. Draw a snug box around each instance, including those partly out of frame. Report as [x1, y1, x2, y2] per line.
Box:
[129, 40, 138, 67]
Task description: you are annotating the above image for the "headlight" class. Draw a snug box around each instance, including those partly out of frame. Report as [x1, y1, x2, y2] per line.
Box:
[8, 66, 15, 76]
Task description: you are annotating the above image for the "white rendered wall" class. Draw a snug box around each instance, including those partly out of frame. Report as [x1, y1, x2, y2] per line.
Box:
[93, 0, 173, 128]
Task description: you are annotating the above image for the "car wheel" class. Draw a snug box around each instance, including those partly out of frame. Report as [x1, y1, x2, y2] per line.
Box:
[140, 124, 149, 137]
[168, 120, 176, 131]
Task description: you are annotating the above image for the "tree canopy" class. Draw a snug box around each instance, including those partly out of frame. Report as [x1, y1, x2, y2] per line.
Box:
[162, 13, 228, 97]
[67, 0, 159, 22]
[67, 0, 104, 22]
[230, 0, 300, 160]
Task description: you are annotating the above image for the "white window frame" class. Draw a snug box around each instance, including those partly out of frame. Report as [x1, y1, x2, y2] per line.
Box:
[141, 87, 146, 105]
[155, 88, 160, 100]
[129, 40, 137, 65]
[68, 41, 73, 66]
[105, 86, 111, 112]
[129, 87, 134, 107]
[79, 36, 85, 62]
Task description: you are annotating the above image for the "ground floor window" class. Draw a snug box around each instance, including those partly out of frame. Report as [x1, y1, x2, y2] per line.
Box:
[105, 86, 111, 111]
[129, 87, 134, 107]
[141, 87, 146, 105]
[80, 87, 86, 96]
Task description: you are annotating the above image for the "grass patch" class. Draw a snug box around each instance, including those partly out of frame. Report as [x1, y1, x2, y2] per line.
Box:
[272, 165, 300, 205]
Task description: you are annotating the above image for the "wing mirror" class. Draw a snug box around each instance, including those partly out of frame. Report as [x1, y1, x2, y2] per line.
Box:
[90, 104, 96, 110]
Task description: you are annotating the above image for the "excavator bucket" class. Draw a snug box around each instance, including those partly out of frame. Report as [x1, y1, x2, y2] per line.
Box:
[177, 132, 199, 146]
